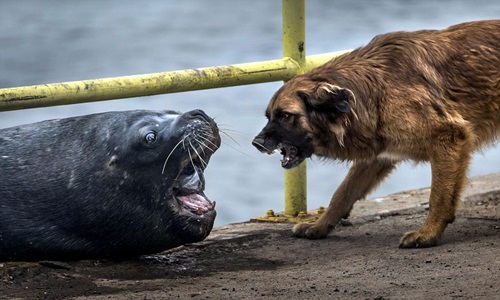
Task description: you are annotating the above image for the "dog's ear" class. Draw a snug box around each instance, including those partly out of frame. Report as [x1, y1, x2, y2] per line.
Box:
[298, 83, 354, 113]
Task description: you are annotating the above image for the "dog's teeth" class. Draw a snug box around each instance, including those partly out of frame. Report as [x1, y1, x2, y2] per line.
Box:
[197, 208, 203, 215]
[211, 201, 216, 209]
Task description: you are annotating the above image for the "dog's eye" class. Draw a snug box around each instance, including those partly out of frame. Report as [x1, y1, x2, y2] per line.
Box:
[144, 132, 157, 144]
[281, 113, 291, 121]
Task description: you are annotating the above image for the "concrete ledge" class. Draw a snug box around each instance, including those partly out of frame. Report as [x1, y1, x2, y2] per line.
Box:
[1, 173, 499, 299]
[213, 172, 500, 238]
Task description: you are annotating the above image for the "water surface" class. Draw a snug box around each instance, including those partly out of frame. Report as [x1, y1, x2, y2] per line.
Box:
[1, 0, 499, 225]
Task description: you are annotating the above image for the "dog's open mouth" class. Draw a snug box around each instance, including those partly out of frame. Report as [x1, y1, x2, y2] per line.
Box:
[277, 143, 303, 169]
[173, 160, 215, 216]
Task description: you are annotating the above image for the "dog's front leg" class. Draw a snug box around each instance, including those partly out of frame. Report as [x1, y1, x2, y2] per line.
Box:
[400, 123, 472, 248]
[293, 158, 397, 239]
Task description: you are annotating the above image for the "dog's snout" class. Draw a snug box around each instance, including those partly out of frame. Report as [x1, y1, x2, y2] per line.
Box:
[252, 135, 267, 152]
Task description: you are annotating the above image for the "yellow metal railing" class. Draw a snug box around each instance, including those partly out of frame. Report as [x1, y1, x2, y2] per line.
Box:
[0, 0, 349, 217]
[0, 53, 347, 111]
[282, 0, 307, 216]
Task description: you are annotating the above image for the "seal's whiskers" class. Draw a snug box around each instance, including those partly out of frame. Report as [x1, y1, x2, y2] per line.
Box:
[186, 146, 197, 172]
[161, 136, 187, 175]
[195, 133, 218, 152]
[219, 130, 242, 147]
[188, 140, 208, 168]
[217, 126, 256, 148]
[201, 130, 256, 159]
[192, 137, 208, 156]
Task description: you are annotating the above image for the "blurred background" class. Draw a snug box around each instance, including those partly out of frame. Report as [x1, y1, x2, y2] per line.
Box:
[1, 0, 499, 226]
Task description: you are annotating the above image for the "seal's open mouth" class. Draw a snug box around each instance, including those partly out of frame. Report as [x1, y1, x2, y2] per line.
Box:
[173, 160, 215, 216]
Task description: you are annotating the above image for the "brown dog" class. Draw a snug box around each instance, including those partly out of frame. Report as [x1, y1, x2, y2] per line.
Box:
[252, 20, 500, 248]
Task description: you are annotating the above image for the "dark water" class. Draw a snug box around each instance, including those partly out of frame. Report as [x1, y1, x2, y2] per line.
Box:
[1, 0, 499, 226]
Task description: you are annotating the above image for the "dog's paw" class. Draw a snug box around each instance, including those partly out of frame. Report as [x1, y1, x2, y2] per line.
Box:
[399, 231, 440, 248]
[292, 222, 329, 239]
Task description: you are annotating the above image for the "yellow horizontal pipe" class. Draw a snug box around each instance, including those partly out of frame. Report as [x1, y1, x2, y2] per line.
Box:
[306, 50, 350, 69]
[0, 58, 296, 111]
[0, 51, 348, 112]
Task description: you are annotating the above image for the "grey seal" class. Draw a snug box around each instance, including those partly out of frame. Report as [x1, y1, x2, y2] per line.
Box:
[0, 109, 220, 261]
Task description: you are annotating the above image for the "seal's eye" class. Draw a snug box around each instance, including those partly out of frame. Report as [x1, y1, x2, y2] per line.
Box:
[145, 132, 157, 144]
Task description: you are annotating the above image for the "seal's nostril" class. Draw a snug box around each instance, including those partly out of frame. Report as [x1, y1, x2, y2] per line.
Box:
[185, 109, 210, 121]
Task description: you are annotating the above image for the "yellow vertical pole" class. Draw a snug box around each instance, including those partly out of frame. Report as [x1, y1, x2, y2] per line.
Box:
[282, 0, 307, 216]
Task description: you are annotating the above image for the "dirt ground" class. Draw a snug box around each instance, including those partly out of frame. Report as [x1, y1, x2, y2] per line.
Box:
[1, 173, 499, 300]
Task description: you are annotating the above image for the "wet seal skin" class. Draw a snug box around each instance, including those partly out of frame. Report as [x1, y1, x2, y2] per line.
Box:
[253, 20, 500, 248]
[0, 109, 220, 261]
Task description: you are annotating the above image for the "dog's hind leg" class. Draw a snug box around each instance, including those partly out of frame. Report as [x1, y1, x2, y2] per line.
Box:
[292, 158, 397, 239]
[399, 122, 473, 248]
